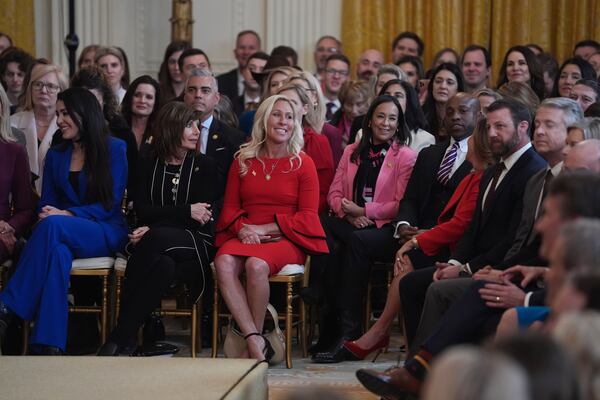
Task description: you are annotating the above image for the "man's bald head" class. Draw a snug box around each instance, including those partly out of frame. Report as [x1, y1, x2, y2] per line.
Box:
[356, 49, 384, 81]
[444, 92, 480, 140]
[564, 139, 600, 174]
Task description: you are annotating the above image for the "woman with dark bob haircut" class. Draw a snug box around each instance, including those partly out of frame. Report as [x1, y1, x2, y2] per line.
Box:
[496, 45, 545, 101]
[120, 75, 161, 152]
[421, 63, 464, 141]
[310, 95, 416, 362]
[158, 40, 191, 104]
[98, 102, 220, 356]
[0, 88, 128, 355]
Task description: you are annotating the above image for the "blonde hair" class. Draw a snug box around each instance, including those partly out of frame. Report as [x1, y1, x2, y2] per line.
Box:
[261, 66, 296, 100]
[276, 83, 311, 124]
[23, 63, 68, 111]
[0, 85, 15, 142]
[236, 95, 304, 176]
[289, 71, 326, 132]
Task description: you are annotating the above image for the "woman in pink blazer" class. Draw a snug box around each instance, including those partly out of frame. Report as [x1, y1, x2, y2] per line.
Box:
[307, 95, 416, 360]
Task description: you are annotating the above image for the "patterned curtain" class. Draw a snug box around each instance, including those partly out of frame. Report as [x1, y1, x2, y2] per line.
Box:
[0, 0, 35, 55]
[342, 0, 600, 82]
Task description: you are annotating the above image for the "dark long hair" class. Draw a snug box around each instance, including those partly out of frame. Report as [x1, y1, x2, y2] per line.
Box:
[496, 45, 545, 101]
[158, 40, 191, 100]
[57, 88, 113, 209]
[153, 101, 201, 162]
[422, 63, 464, 135]
[351, 95, 408, 163]
[379, 79, 428, 132]
[121, 75, 161, 140]
[70, 66, 119, 122]
[551, 57, 596, 97]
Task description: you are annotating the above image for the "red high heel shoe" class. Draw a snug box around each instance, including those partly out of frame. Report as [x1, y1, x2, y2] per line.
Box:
[343, 335, 390, 362]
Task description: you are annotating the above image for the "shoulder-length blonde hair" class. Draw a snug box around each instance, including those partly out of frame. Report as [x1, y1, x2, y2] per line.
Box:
[0, 85, 15, 142]
[23, 63, 68, 111]
[289, 71, 326, 133]
[276, 83, 311, 125]
[236, 95, 304, 176]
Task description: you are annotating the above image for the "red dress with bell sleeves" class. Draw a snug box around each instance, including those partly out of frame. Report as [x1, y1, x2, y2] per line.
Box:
[215, 153, 328, 275]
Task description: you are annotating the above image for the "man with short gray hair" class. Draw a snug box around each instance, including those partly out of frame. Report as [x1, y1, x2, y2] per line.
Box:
[183, 69, 244, 177]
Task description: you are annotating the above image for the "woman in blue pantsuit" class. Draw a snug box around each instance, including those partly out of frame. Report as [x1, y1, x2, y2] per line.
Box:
[0, 88, 128, 355]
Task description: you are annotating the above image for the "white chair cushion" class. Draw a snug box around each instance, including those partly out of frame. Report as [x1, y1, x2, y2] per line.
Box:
[277, 264, 304, 276]
[114, 256, 128, 272]
[71, 257, 115, 270]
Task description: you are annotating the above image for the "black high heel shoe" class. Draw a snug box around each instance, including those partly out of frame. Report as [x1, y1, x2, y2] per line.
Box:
[244, 332, 274, 363]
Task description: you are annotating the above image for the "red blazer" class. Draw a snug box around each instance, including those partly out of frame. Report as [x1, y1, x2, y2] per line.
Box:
[328, 141, 416, 228]
[417, 171, 482, 256]
[303, 127, 334, 214]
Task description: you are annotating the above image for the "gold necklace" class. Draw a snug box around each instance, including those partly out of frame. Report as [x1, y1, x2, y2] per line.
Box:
[263, 158, 281, 181]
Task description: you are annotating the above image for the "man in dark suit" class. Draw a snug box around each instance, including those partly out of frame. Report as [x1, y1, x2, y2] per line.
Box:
[406, 98, 584, 353]
[356, 98, 548, 399]
[183, 69, 245, 185]
[230, 51, 269, 117]
[357, 172, 600, 399]
[217, 30, 261, 108]
[310, 93, 478, 362]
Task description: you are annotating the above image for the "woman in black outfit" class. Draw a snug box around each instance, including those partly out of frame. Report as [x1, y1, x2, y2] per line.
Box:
[98, 102, 221, 355]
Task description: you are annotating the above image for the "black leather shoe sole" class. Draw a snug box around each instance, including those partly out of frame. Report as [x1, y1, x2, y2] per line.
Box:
[311, 346, 359, 363]
[356, 369, 410, 399]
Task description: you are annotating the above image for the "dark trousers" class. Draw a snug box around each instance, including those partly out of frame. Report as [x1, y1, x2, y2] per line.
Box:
[313, 216, 398, 341]
[109, 227, 211, 346]
[423, 280, 504, 355]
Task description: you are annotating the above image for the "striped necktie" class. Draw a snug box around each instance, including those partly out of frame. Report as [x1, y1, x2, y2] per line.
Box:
[437, 142, 459, 185]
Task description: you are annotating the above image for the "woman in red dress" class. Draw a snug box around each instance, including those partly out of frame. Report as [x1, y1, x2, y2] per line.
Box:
[215, 95, 328, 362]
[287, 72, 336, 214]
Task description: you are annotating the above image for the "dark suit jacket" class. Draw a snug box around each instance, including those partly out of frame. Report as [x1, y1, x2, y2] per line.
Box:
[217, 68, 240, 107]
[395, 139, 472, 228]
[452, 146, 547, 271]
[205, 118, 245, 194]
[496, 167, 552, 269]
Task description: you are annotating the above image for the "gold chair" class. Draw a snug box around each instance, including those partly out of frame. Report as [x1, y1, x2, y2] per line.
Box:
[364, 261, 393, 330]
[21, 257, 115, 353]
[113, 256, 203, 358]
[211, 258, 309, 368]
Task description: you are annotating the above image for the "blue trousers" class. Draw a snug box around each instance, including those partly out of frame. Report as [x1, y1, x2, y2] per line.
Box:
[0, 215, 111, 351]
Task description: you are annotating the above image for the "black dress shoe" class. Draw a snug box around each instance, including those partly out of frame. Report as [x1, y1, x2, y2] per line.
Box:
[311, 340, 360, 363]
[0, 300, 14, 340]
[29, 344, 65, 356]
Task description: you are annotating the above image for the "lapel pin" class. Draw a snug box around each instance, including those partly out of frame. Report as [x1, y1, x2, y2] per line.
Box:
[194, 167, 199, 172]
[212, 134, 219, 140]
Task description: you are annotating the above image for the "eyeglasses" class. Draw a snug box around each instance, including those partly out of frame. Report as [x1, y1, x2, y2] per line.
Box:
[316, 47, 338, 54]
[325, 68, 349, 77]
[32, 81, 60, 94]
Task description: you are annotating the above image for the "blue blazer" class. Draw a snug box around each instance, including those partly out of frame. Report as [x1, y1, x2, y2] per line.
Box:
[40, 137, 129, 253]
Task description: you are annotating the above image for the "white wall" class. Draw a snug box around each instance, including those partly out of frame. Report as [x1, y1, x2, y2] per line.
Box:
[34, 0, 341, 79]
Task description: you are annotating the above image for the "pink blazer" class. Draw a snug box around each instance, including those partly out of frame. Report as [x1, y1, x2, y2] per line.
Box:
[327, 141, 416, 228]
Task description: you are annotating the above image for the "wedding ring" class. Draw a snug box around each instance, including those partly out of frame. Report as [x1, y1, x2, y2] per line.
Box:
[496, 296, 500, 301]
[396, 257, 400, 261]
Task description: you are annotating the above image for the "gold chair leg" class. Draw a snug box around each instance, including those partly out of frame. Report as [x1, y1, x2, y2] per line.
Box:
[211, 276, 219, 358]
[101, 275, 108, 344]
[114, 276, 122, 329]
[285, 282, 293, 369]
[191, 303, 198, 358]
